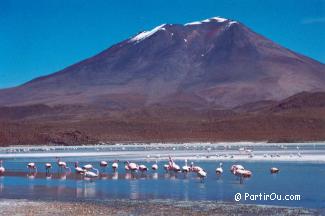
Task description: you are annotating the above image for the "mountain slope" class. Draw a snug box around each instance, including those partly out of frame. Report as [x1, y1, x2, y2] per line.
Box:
[0, 17, 324, 108]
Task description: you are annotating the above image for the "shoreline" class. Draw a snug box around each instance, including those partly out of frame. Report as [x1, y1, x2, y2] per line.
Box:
[4, 140, 325, 148]
[0, 198, 322, 216]
[0, 142, 325, 163]
[1, 152, 325, 163]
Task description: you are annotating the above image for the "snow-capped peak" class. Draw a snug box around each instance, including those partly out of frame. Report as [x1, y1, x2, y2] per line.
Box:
[129, 24, 166, 43]
[202, 17, 228, 23]
[128, 17, 238, 44]
[185, 16, 236, 26]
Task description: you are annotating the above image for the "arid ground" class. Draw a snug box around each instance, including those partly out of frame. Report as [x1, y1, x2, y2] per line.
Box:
[1, 92, 325, 146]
[0, 199, 322, 216]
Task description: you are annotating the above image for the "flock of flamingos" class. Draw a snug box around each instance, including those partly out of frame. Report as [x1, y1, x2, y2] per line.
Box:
[0, 157, 280, 182]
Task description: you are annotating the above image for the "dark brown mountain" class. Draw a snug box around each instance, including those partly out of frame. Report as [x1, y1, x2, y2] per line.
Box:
[0, 17, 324, 108]
[1, 17, 325, 145]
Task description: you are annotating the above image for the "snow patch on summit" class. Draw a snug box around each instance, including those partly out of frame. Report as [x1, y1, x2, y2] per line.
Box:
[227, 21, 238, 26]
[130, 24, 166, 43]
[185, 17, 229, 26]
[202, 17, 228, 23]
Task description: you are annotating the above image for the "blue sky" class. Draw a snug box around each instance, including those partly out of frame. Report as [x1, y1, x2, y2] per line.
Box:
[0, 0, 324, 88]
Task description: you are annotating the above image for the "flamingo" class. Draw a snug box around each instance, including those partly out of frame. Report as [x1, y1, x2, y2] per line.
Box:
[216, 162, 223, 175]
[57, 158, 71, 172]
[168, 156, 181, 172]
[270, 167, 279, 174]
[231, 164, 252, 178]
[151, 161, 158, 171]
[45, 163, 52, 179]
[27, 162, 37, 173]
[139, 164, 148, 173]
[163, 157, 174, 172]
[235, 169, 252, 178]
[100, 161, 108, 172]
[74, 162, 85, 174]
[124, 161, 138, 172]
[112, 160, 119, 172]
[182, 159, 190, 173]
[82, 163, 93, 170]
[45, 163, 52, 174]
[0, 160, 5, 175]
[230, 164, 245, 174]
[190, 162, 203, 173]
[197, 169, 207, 182]
[83, 167, 99, 178]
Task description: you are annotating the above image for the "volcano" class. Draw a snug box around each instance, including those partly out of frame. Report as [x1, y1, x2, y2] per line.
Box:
[0, 17, 324, 108]
[1, 17, 325, 145]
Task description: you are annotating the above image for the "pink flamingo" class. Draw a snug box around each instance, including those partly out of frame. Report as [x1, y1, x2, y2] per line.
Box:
[190, 162, 203, 173]
[100, 161, 108, 171]
[230, 164, 244, 173]
[82, 163, 93, 170]
[197, 169, 207, 182]
[167, 156, 180, 172]
[151, 160, 158, 171]
[45, 163, 52, 174]
[112, 160, 119, 172]
[124, 161, 138, 172]
[83, 167, 99, 178]
[182, 159, 190, 173]
[270, 167, 279, 174]
[57, 158, 71, 172]
[139, 164, 148, 173]
[27, 162, 37, 173]
[216, 162, 223, 175]
[74, 162, 85, 174]
[231, 164, 252, 178]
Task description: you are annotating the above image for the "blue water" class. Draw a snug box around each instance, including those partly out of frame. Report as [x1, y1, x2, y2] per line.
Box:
[0, 158, 324, 209]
